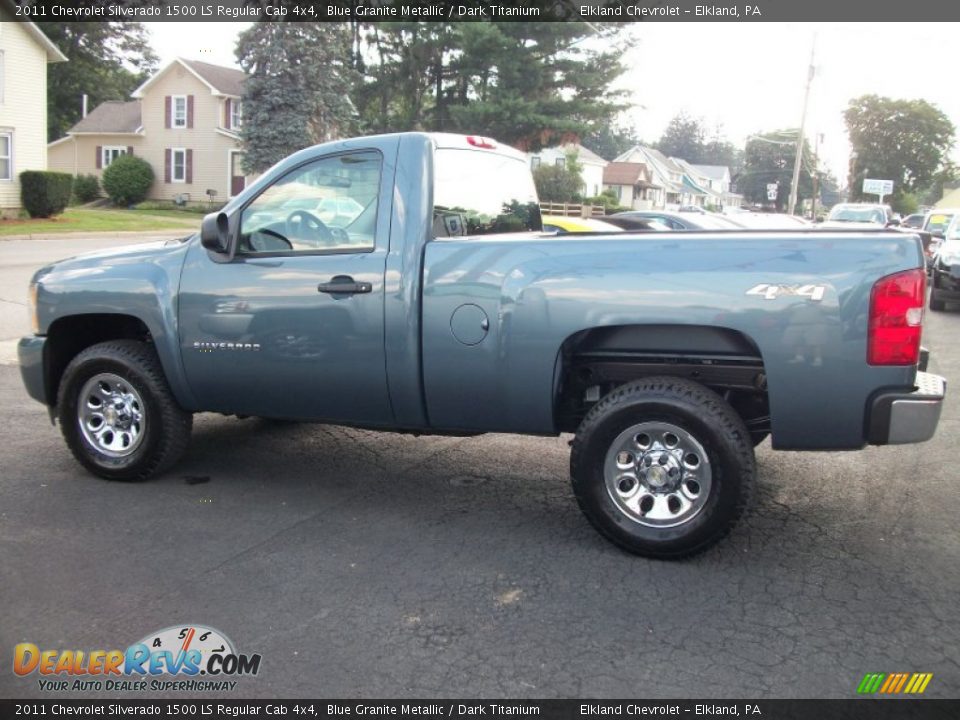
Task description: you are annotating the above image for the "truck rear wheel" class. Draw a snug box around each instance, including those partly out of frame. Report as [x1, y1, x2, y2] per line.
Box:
[57, 340, 192, 481]
[570, 377, 755, 559]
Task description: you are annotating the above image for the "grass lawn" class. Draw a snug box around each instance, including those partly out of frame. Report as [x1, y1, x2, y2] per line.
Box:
[128, 206, 219, 220]
[0, 208, 200, 237]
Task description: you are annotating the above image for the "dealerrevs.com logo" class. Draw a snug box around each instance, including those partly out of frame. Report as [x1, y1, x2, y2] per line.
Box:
[14, 625, 262, 692]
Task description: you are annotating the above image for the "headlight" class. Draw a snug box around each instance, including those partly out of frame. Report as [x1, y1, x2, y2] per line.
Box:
[28, 282, 39, 334]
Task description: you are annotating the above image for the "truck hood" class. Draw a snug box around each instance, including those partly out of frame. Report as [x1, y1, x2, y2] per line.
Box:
[32, 236, 195, 284]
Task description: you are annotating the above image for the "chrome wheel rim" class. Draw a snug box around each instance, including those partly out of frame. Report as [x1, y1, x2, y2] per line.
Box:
[77, 373, 145, 458]
[604, 421, 712, 528]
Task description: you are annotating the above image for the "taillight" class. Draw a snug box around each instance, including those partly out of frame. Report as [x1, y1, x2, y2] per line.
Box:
[466, 136, 497, 149]
[868, 268, 925, 365]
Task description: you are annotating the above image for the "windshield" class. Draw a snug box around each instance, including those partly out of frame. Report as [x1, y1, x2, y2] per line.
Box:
[943, 215, 960, 240]
[433, 149, 541, 237]
[924, 212, 955, 235]
[827, 205, 885, 224]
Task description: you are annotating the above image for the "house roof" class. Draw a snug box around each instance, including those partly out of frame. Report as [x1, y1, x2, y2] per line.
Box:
[603, 162, 653, 187]
[566, 143, 607, 165]
[692, 164, 730, 181]
[132, 58, 246, 99]
[531, 143, 608, 166]
[681, 174, 710, 196]
[180, 59, 246, 97]
[0, 3, 68, 62]
[68, 101, 142, 134]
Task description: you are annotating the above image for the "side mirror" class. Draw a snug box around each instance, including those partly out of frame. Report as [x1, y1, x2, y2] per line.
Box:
[886, 218, 901, 227]
[200, 211, 231, 254]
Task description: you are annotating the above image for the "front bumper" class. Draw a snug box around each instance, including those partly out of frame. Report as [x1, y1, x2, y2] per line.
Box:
[18, 336, 48, 406]
[867, 372, 946, 445]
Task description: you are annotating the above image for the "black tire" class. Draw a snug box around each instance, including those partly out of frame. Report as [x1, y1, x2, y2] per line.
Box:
[929, 294, 946, 311]
[750, 431, 770, 447]
[57, 340, 192, 481]
[570, 377, 755, 559]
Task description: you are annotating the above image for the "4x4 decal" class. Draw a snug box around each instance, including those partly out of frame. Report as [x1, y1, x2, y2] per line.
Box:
[746, 283, 827, 301]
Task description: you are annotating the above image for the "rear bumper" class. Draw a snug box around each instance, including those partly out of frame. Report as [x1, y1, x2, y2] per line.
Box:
[18, 336, 48, 406]
[867, 372, 946, 445]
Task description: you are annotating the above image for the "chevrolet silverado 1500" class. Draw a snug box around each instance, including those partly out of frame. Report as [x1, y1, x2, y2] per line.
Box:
[19, 133, 946, 558]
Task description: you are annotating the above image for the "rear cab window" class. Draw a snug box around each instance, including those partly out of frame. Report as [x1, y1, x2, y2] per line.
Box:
[432, 139, 542, 238]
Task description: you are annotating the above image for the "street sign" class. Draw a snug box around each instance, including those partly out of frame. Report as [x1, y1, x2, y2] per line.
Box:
[863, 178, 894, 196]
[767, 183, 778, 201]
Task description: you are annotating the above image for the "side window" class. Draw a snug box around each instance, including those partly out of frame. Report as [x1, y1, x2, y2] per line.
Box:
[239, 151, 381, 255]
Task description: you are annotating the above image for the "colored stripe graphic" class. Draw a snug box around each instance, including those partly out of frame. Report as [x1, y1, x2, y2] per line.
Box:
[857, 672, 932, 694]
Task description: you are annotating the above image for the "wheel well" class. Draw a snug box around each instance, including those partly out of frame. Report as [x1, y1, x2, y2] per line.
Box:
[44, 314, 152, 406]
[554, 324, 770, 437]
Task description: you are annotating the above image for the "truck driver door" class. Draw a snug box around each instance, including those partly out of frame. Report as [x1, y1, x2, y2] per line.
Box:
[178, 149, 394, 425]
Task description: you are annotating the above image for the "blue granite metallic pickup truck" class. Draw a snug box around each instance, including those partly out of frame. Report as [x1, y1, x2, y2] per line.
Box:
[18, 133, 946, 558]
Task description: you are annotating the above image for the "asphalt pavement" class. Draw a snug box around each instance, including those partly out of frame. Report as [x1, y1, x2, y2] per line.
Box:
[0, 234, 958, 699]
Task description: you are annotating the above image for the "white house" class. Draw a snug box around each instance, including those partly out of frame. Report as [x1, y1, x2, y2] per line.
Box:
[0, 9, 67, 215]
[615, 146, 686, 209]
[529, 143, 608, 199]
[616, 146, 742, 210]
[691, 164, 743, 209]
[602, 162, 658, 210]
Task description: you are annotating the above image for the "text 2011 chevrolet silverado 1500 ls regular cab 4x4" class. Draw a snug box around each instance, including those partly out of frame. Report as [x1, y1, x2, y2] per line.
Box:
[18, 133, 946, 558]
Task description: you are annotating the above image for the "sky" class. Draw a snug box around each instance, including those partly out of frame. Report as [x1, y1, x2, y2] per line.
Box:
[147, 22, 960, 185]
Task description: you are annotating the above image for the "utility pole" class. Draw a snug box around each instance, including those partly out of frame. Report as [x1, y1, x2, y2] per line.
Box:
[787, 38, 816, 216]
[811, 133, 823, 220]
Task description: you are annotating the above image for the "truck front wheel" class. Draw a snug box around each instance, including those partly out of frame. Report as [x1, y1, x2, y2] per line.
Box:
[570, 377, 755, 559]
[57, 340, 192, 481]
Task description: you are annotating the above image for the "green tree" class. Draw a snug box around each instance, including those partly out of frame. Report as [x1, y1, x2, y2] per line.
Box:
[655, 113, 705, 162]
[352, 22, 631, 151]
[37, 22, 158, 142]
[237, 22, 359, 173]
[533, 150, 584, 202]
[844, 95, 955, 207]
[581, 117, 641, 161]
[737, 131, 814, 211]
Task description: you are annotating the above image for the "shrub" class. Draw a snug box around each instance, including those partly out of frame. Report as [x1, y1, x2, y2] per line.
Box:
[101, 155, 154, 206]
[20, 171, 73, 218]
[73, 174, 101, 203]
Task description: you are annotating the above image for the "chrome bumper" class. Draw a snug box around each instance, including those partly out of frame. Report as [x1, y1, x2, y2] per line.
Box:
[867, 372, 946, 445]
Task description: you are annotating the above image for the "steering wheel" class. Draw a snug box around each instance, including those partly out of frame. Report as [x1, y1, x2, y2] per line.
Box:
[286, 210, 333, 246]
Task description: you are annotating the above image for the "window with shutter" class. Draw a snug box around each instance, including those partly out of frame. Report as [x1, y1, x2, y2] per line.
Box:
[172, 96, 187, 128]
[171, 148, 187, 183]
[101, 146, 128, 168]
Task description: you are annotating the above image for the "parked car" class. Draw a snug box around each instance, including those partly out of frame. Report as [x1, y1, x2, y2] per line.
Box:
[541, 215, 628, 234]
[902, 213, 926, 230]
[923, 209, 959, 239]
[609, 210, 745, 231]
[821, 203, 899, 228]
[18, 132, 945, 559]
[929, 215, 960, 311]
